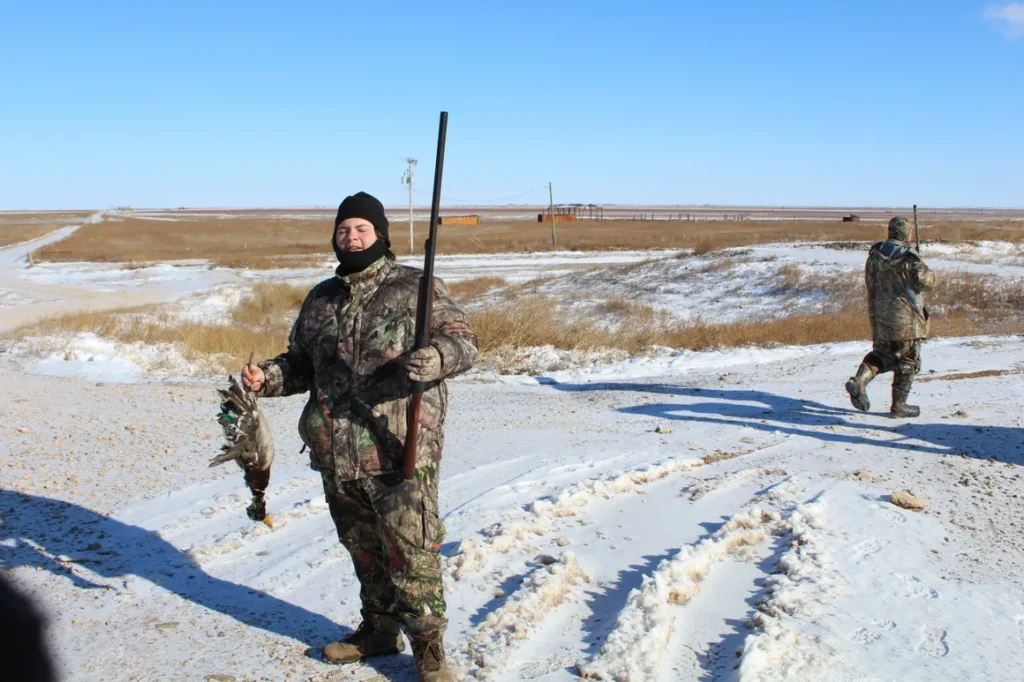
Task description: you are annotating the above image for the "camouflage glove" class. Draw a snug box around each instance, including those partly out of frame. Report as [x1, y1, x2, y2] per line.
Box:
[404, 346, 443, 382]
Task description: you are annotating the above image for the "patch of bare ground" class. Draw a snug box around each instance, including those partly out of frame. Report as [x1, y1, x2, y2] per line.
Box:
[918, 369, 1020, 383]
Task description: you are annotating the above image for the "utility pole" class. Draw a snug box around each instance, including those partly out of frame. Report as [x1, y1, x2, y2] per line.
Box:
[549, 181, 557, 247]
[402, 157, 417, 254]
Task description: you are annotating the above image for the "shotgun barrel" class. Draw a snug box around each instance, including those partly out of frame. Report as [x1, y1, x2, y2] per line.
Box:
[403, 112, 448, 478]
[913, 204, 921, 253]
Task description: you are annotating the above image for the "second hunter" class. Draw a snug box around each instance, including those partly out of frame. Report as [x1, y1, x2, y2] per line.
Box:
[845, 216, 936, 418]
[242, 192, 478, 682]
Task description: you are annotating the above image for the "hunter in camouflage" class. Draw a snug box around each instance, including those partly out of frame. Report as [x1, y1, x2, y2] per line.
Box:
[242, 192, 477, 682]
[845, 216, 936, 418]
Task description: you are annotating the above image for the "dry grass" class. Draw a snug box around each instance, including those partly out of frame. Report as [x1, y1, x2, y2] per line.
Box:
[446, 276, 507, 303]
[8, 261, 1024, 375]
[470, 296, 871, 355]
[0, 212, 90, 247]
[5, 282, 313, 372]
[30, 213, 1024, 268]
[8, 308, 292, 373]
[230, 283, 308, 327]
[596, 298, 646, 318]
[470, 266, 1024, 356]
[32, 215, 333, 268]
[931, 274, 1024, 312]
[470, 298, 603, 353]
[0, 224, 60, 248]
[703, 450, 744, 465]
[691, 236, 718, 256]
[775, 264, 804, 293]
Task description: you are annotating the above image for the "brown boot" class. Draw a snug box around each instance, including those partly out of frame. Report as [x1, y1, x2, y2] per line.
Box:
[322, 617, 405, 664]
[411, 637, 452, 682]
[890, 373, 921, 418]
[845, 362, 878, 412]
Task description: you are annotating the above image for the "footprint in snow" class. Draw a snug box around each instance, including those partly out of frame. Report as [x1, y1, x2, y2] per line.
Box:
[877, 504, 908, 525]
[895, 573, 939, 599]
[852, 619, 898, 646]
[851, 627, 882, 645]
[850, 537, 888, 561]
[917, 627, 949, 658]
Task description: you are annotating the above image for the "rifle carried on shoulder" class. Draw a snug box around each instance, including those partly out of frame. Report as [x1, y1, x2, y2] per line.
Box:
[403, 111, 448, 479]
[912, 204, 921, 254]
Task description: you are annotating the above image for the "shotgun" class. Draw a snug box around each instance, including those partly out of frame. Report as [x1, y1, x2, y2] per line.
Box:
[912, 204, 921, 253]
[403, 111, 448, 478]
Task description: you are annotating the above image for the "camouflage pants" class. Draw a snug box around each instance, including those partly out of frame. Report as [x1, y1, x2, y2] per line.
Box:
[325, 465, 447, 639]
[863, 339, 922, 376]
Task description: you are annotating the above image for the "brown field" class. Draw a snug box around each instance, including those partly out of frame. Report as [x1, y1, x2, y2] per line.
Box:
[29, 214, 1024, 268]
[0, 211, 92, 248]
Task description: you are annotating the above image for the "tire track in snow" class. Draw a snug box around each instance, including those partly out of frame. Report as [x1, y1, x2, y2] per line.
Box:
[451, 553, 591, 680]
[685, 467, 788, 501]
[447, 457, 704, 581]
[735, 494, 851, 682]
[576, 506, 784, 681]
[448, 438, 792, 585]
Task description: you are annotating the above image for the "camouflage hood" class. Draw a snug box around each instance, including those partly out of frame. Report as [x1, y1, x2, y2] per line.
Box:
[865, 240, 936, 342]
[888, 216, 912, 242]
[257, 257, 478, 486]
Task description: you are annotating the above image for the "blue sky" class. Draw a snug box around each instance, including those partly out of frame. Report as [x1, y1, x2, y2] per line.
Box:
[1, 1, 1021, 209]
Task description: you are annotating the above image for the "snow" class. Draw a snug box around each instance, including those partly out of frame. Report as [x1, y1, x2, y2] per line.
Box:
[4, 332, 1024, 681]
[579, 507, 783, 681]
[173, 286, 248, 324]
[3, 233, 1024, 680]
[6, 332, 205, 382]
[457, 553, 591, 678]
[397, 250, 680, 284]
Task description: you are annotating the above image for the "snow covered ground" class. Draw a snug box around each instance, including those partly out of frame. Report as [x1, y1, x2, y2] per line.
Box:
[3, 227, 1024, 681]
[3, 336, 1023, 681]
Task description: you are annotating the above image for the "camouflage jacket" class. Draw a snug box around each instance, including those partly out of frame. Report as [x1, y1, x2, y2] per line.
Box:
[258, 257, 478, 483]
[865, 239, 936, 341]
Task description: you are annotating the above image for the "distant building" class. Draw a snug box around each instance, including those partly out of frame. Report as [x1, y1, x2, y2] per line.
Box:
[438, 215, 480, 225]
[538, 206, 578, 223]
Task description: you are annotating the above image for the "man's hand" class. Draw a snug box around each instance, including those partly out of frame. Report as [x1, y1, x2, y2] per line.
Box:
[242, 363, 266, 393]
[403, 346, 443, 382]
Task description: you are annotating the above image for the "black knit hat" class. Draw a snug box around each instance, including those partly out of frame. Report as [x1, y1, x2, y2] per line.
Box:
[334, 192, 390, 247]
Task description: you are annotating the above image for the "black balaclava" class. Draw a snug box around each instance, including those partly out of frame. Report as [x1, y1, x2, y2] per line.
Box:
[332, 192, 390, 275]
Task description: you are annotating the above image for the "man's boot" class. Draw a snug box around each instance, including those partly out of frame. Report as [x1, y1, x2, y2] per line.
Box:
[845, 362, 878, 412]
[890, 373, 921, 418]
[322, 615, 405, 664]
[411, 636, 452, 682]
